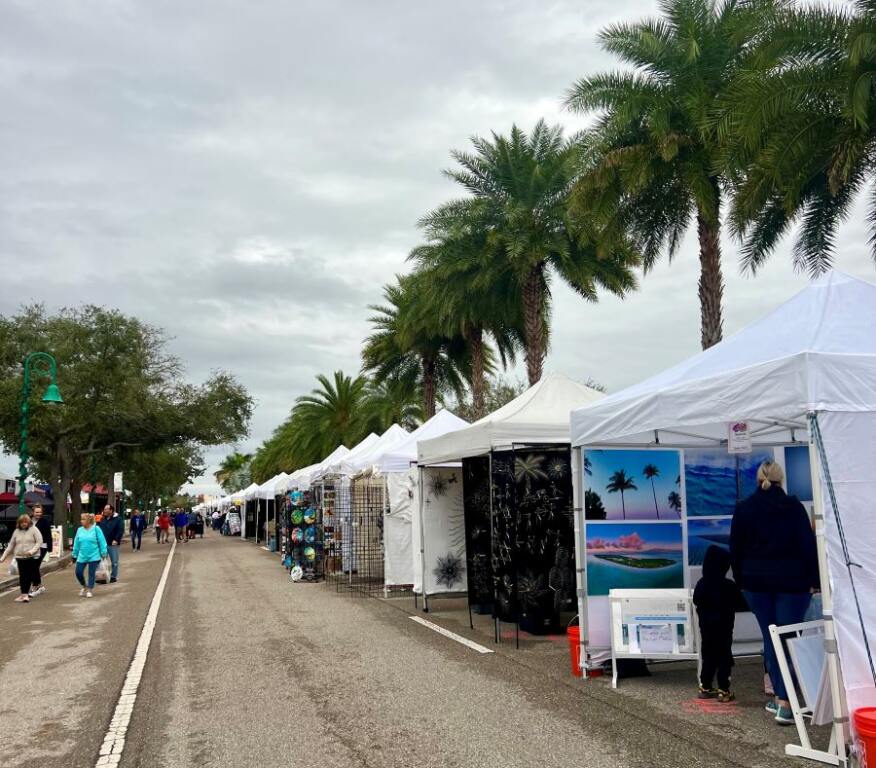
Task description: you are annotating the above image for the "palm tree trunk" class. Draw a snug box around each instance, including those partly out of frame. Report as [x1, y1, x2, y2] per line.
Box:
[421, 354, 437, 418]
[650, 479, 660, 520]
[522, 263, 546, 385]
[468, 327, 486, 419]
[696, 208, 724, 350]
[620, 490, 625, 520]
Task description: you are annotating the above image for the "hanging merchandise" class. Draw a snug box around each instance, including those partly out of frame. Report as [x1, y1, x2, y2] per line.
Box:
[283, 488, 324, 582]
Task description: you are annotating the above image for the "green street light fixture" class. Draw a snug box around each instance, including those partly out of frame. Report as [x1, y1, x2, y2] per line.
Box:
[19, 352, 64, 515]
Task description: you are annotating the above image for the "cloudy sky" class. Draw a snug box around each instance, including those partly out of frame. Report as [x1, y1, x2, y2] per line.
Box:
[0, 0, 872, 495]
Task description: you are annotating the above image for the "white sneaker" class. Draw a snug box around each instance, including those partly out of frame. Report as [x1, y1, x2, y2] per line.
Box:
[85, 591, 93, 598]
[79, 587, 86, 597]
[31, 586, 45, 597]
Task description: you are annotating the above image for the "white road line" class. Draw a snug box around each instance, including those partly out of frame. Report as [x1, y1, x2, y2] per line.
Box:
[95, 540, 177, 767]
[409, 616, 495, 654]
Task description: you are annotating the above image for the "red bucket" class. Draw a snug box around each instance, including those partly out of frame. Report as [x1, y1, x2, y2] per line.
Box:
[567, 624, 583, 678]
[855, 708, 876, 767]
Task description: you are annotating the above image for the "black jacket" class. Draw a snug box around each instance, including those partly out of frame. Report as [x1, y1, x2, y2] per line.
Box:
[99, 514, 124, 546]
[693, 545, 738, 633]
[730, 485, 818, 594]
[34, 516, 52, 553]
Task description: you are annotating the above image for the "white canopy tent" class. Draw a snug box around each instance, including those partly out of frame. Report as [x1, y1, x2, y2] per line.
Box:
[415, 373, 605, 604]
[373, 410, 470, 588]
[418, 371, 605, 465]
[342, 424, 409, 476]
[570, 271, 876, 764]
[286, 444, 351, 491]
[377, 409, 469, 474]
[319, 433, 380, 479]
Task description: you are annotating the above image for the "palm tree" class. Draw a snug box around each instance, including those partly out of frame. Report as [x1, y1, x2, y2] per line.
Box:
[410, 231, 523, 418]
[565, 0, 780, 349]
[214, 451, 252, 492]
[643, 463, 661, 519]
[362, 274, 469, 417]
[361, 376, 424, 432]
[668, 491, 682, 517]
[606, 469, 638, 519]
[718, 2, 874, 274]
[514, 454, 549, 494]
[423, 120, 639, 384]
[286, 371, 371, 464]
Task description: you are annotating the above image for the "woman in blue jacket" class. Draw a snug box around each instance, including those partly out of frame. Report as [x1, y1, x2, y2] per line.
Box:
[72, 513, 109, 598]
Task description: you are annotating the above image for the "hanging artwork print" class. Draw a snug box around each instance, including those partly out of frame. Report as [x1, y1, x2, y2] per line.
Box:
[462, 457, 494, 611]
[784, 445, 813, 502]
[684, 448, 775, 516]
[584, 449, 682, 520]
[687, 518, 732, 566]
[585, 522, 684, 596]
[422, 466, 466, 596]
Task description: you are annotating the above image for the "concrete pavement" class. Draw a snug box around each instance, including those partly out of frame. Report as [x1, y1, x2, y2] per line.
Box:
[1, 533, 807, 768]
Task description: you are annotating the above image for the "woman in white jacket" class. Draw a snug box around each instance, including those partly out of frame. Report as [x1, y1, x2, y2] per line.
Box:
[0, 514, 43, 602]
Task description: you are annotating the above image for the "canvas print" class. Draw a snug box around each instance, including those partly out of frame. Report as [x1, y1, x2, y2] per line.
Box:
[584, 449, 682, 520]
[785, 446, 813, 502]
[687, 518, 732, 566]
[585, 522, 684, 596]
[684, 448, 775, 517]
[462, 456, 494, 610]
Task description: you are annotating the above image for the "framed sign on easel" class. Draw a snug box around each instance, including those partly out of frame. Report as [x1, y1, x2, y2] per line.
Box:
[609, 588, 699, 688]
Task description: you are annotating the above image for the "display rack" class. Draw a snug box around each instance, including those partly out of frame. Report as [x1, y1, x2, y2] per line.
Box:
[285, 489, 323, 582]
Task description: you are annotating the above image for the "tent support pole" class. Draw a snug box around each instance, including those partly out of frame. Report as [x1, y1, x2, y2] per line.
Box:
[418, 467, 428, 613]
[571, 447, 588, 675]
[808, 414, 849, 765]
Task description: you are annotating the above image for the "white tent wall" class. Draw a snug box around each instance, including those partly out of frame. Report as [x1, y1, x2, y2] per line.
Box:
[417, 466, 466, 599]
[819, 411, 876, 715]
[385, 469, 417, 586]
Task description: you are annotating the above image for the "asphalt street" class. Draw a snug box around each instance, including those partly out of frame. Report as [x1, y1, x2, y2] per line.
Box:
[1, 532, 800, 768]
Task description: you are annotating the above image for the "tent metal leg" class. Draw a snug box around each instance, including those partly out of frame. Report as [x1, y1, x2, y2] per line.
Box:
[468, 599, 474, 630]
[515, 621, 519, 650]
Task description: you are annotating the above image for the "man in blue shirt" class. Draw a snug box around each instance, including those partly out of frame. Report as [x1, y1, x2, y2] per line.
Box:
[174, 508, 188, 543]
[130, 509, 147, 551]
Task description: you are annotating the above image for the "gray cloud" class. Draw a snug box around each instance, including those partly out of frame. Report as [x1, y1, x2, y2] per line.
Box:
[0, 0, 873, 494]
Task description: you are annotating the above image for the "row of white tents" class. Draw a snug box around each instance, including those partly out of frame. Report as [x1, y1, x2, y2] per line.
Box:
[206, 271, 874, 763]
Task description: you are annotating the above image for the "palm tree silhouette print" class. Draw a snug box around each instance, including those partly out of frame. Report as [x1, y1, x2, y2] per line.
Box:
[643, 463, 661, 519]
[606, 470, 637, 519]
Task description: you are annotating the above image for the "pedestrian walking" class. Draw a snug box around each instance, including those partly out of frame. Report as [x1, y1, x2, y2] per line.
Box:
[174, 508, 188, 542]
[0, 514, 44, 603]
[211, 509, 221, 531]
[98, 504, 124, 582]
[130, 509, 147, 551]
[730, 459, 819, 726]
[30, 504, 53, 596]
[72, 513, 108, 598]
[157, 509, 171, 543]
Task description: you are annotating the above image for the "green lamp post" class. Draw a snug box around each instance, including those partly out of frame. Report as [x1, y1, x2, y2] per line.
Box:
[18, 352, 64, 515]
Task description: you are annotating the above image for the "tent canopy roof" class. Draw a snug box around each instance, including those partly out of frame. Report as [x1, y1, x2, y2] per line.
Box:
[343, 423, 410, 475]
[318, 433, 380, 478]
[571, 271, 876, 448]
[378, 409, 469, 473]
[418, 372, 605, 465]
[286, 444, 351, 490]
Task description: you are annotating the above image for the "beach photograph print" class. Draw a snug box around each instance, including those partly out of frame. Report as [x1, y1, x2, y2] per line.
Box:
[785, 446, 813, 502]
[687, 518, 731, 566]
[684, 448, 775, 517]
[585, 523, 684, 596]
[584, 449, 682, 520]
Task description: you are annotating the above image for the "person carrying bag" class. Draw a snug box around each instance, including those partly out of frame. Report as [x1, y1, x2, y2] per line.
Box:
[72, 513, 109, 598]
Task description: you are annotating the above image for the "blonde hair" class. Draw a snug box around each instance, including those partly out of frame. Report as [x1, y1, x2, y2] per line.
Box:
[17, 514, 31, 528]
[81, 513, 95, 527]
[757, 460, 785, 491]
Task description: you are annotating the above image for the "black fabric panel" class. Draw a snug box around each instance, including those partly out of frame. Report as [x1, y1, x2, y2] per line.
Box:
[462, 457, 493, 612]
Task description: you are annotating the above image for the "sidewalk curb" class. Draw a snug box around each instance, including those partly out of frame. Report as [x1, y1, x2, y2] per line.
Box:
[0, 553, 73, 591]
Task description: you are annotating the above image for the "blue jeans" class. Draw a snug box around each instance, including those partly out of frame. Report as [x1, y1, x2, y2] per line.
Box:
[744, 591, 811, 700]
[76, 560, 99, 589]
[108, 545, 119, 580]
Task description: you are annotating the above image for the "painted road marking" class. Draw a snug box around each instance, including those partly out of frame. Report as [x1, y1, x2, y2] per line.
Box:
[409, 616, 494, 654]
[95, 540, 177, 767]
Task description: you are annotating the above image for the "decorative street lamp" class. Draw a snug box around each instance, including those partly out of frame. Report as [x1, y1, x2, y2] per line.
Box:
[19, 352, 64, 515]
